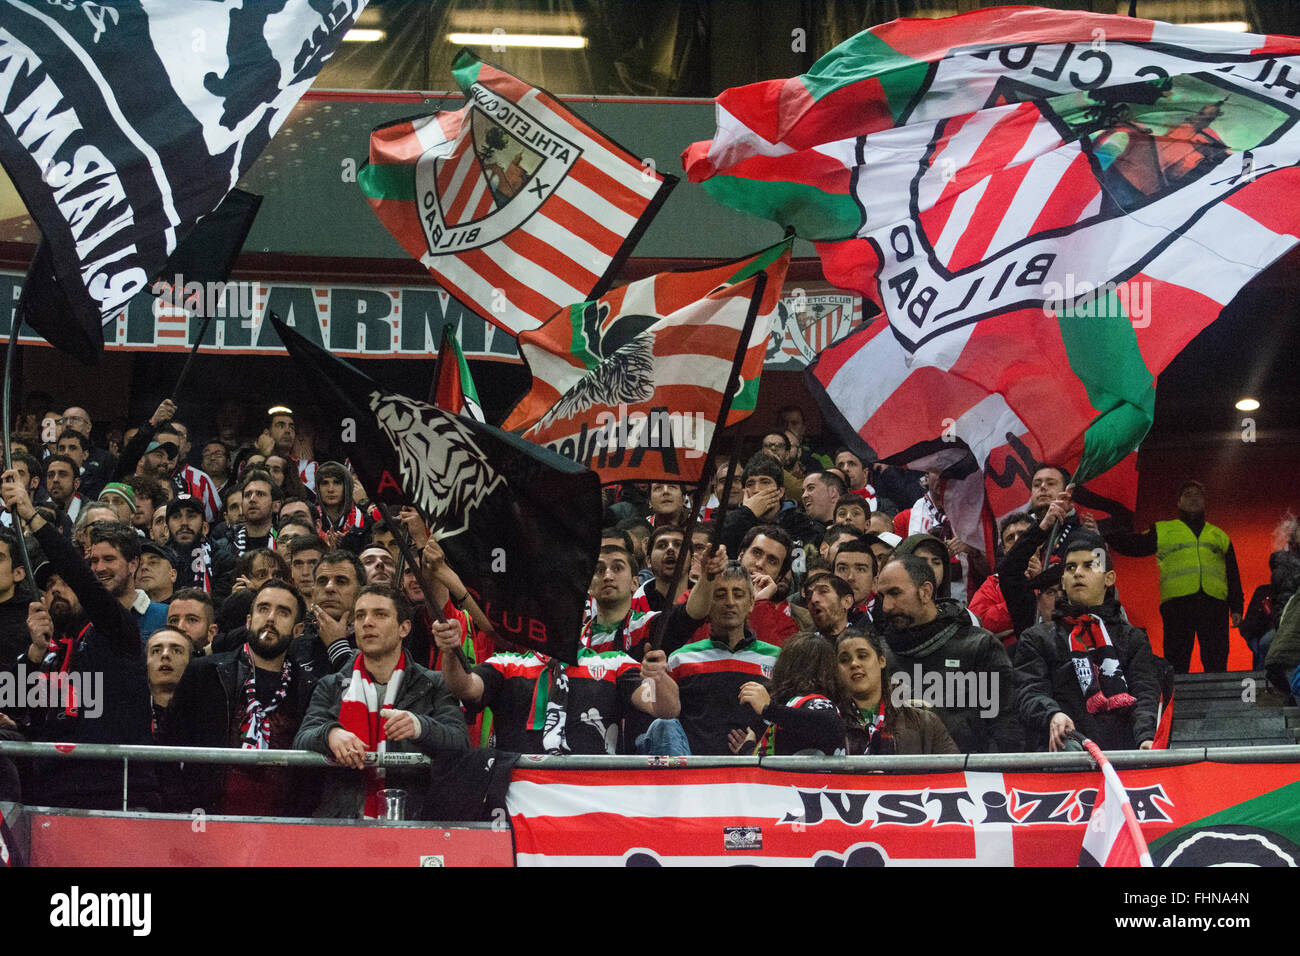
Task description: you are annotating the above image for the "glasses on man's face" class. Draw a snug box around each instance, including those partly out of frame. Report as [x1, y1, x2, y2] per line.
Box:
[56, 416, 87, 426]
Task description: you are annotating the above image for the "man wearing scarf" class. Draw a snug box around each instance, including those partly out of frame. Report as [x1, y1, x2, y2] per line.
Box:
[296, 586, 469, 818]
[877, 554, 1022, 753]
[1013, 530, 1160, 752]
[163, 578, 327, 814]
[165, 496, 236, 604]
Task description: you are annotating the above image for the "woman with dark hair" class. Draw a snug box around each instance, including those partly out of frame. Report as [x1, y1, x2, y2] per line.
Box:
[837, 630, 959, 755]
[265, 453, 314, 505]
[315, 461, 367, 553]
[732, 632, 852, 756]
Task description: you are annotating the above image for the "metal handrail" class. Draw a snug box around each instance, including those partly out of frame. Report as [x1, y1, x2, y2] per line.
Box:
[0, 741, 428, 768]
[4, 740, 1296, 773]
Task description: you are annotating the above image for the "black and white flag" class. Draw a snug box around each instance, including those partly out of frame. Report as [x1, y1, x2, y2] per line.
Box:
[269, 313, 602, 665]
[0, 0, 366, 361]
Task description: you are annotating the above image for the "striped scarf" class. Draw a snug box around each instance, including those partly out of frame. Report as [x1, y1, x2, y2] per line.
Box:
[339, 650, 407, 818]
[525, 655, 570, 754]
[239, 645, 293, 749]
[1064, 614, 1136, 715]
[860, 698, 891, 754]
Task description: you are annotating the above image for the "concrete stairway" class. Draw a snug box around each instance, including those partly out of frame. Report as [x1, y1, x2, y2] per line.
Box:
[1168, 671, 1299, 749]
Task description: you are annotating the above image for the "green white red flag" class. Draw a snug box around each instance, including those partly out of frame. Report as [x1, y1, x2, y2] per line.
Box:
[431, 323, 485, 423]
[359, 49, 675, 336]
[684, 6, 1300, 544]
[501, 241, 790, 484]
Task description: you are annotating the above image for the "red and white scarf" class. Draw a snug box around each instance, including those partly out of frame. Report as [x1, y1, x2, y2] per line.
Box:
[339, 650, 407, 818]
[1065, 614, 1136, 714]
[239, 645, 294, 749]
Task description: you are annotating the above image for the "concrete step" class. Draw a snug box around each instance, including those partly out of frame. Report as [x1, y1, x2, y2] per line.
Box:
[1170, 718, 1291, 739]
[1171, 702, 1277, 717]
[1174, 671, 1266, 684]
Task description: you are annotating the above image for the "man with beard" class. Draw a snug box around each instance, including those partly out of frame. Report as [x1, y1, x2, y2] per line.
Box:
[163, 578, 328, 815]
[634, 525, 685, 613]
[802, 571, 855, 642]
[0, 528, 33, 670]
[45, 452, 84, 526]
[0, 453, 41, 531]
[2, 470, 156, 809]
[227, 469, 279, 556]
[296, 586, 470, 818]
[164, 420, 222, 524]
[77, 520, 169, 641]
[876, 555, 1021, 754]
[146, 627, 192, 741]
[166, 588, 218, 657]
[360, 545, 397, 588]
[585, 544, 658, 656]
[166, 495, 236, 604]
[801, 470, 846, 529]
[1013, 531, 1159, 751]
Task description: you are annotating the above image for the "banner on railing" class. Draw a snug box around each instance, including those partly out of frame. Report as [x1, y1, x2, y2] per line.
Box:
[0, 270, 862, 368]
[506, 762, 1300, 866]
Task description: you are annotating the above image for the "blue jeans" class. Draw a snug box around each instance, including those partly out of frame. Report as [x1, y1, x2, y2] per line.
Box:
[636, 718, 692, 755]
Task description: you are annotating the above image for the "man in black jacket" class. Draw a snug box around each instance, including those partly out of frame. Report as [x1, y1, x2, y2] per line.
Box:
[163, 577, 329, 815]
[296, 585, 469, 818]
[165, 495, 236, 604]
[2, 469, 156, 810]
[1013, 530, 1159, 752]
[878, 555, 1022, 753]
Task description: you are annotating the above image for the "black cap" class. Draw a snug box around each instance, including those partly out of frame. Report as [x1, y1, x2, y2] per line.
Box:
[165, 495, 205, 520]
[139, 541, 177, 567]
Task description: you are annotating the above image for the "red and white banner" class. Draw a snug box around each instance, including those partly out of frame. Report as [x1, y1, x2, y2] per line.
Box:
[507, 761, 1300, 867]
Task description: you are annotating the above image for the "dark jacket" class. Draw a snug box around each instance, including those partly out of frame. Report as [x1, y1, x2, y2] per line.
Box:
[846, 705, 961, 755]
[170, 534, 237, 606]
[162, 639, 333, 813]
[882, 599, 1022, 754]
[1013, 598, 1160, 751]
[294, 656, 469, 818]
[25, 521, 156, 809]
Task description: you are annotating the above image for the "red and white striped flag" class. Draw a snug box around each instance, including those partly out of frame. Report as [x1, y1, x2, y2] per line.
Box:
[1079, 739, 1153, 867]
[360, 49, 675, 336]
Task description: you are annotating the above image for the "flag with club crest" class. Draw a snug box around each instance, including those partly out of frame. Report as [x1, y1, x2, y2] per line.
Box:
[684, 6, 1300, 546]
[0, 0, 365, 362]
[431, 323, 485, 423]
[501, 240, 790, 484]
[268, 313, 600, 664]
[359, 49, 676, 336]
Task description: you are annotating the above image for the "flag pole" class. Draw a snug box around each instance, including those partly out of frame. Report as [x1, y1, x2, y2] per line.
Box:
[647, 272, 769, 652]
[2, 315, 37, 584]
[371, 499, 473, 673]
[170, 314, 216, 404]
[426, 323, 453, 406]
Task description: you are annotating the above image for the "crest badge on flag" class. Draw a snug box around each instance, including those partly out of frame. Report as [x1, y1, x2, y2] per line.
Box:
[361, 49, 676, 336]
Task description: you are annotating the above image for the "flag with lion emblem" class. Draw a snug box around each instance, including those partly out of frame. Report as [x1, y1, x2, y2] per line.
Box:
[502, 240, 790, 484]
[359, 48, 675, 336]
[269, 313, 600, 664]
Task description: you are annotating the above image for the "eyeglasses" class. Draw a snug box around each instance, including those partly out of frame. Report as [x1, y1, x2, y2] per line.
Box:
[56, 416, 88, 426]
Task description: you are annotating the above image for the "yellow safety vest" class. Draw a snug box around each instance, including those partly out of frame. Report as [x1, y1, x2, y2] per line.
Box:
[1155, 520, 1230, 603]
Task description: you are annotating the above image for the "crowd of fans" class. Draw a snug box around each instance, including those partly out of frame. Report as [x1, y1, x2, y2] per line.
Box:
[0, 394, 1294, 822]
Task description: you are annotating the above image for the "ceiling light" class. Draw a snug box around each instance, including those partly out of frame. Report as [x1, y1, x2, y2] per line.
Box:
[1235, 398, 1260, 411]
[1184, 21, 1251, 32]
[343, 28, 385, 42]
[447, 32, 588, 50]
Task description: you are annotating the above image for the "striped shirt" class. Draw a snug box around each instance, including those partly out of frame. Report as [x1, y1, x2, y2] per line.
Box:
[663, 611, 779, 755]
[473, 648, 642, 754]
[179, 465, 222, 524]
